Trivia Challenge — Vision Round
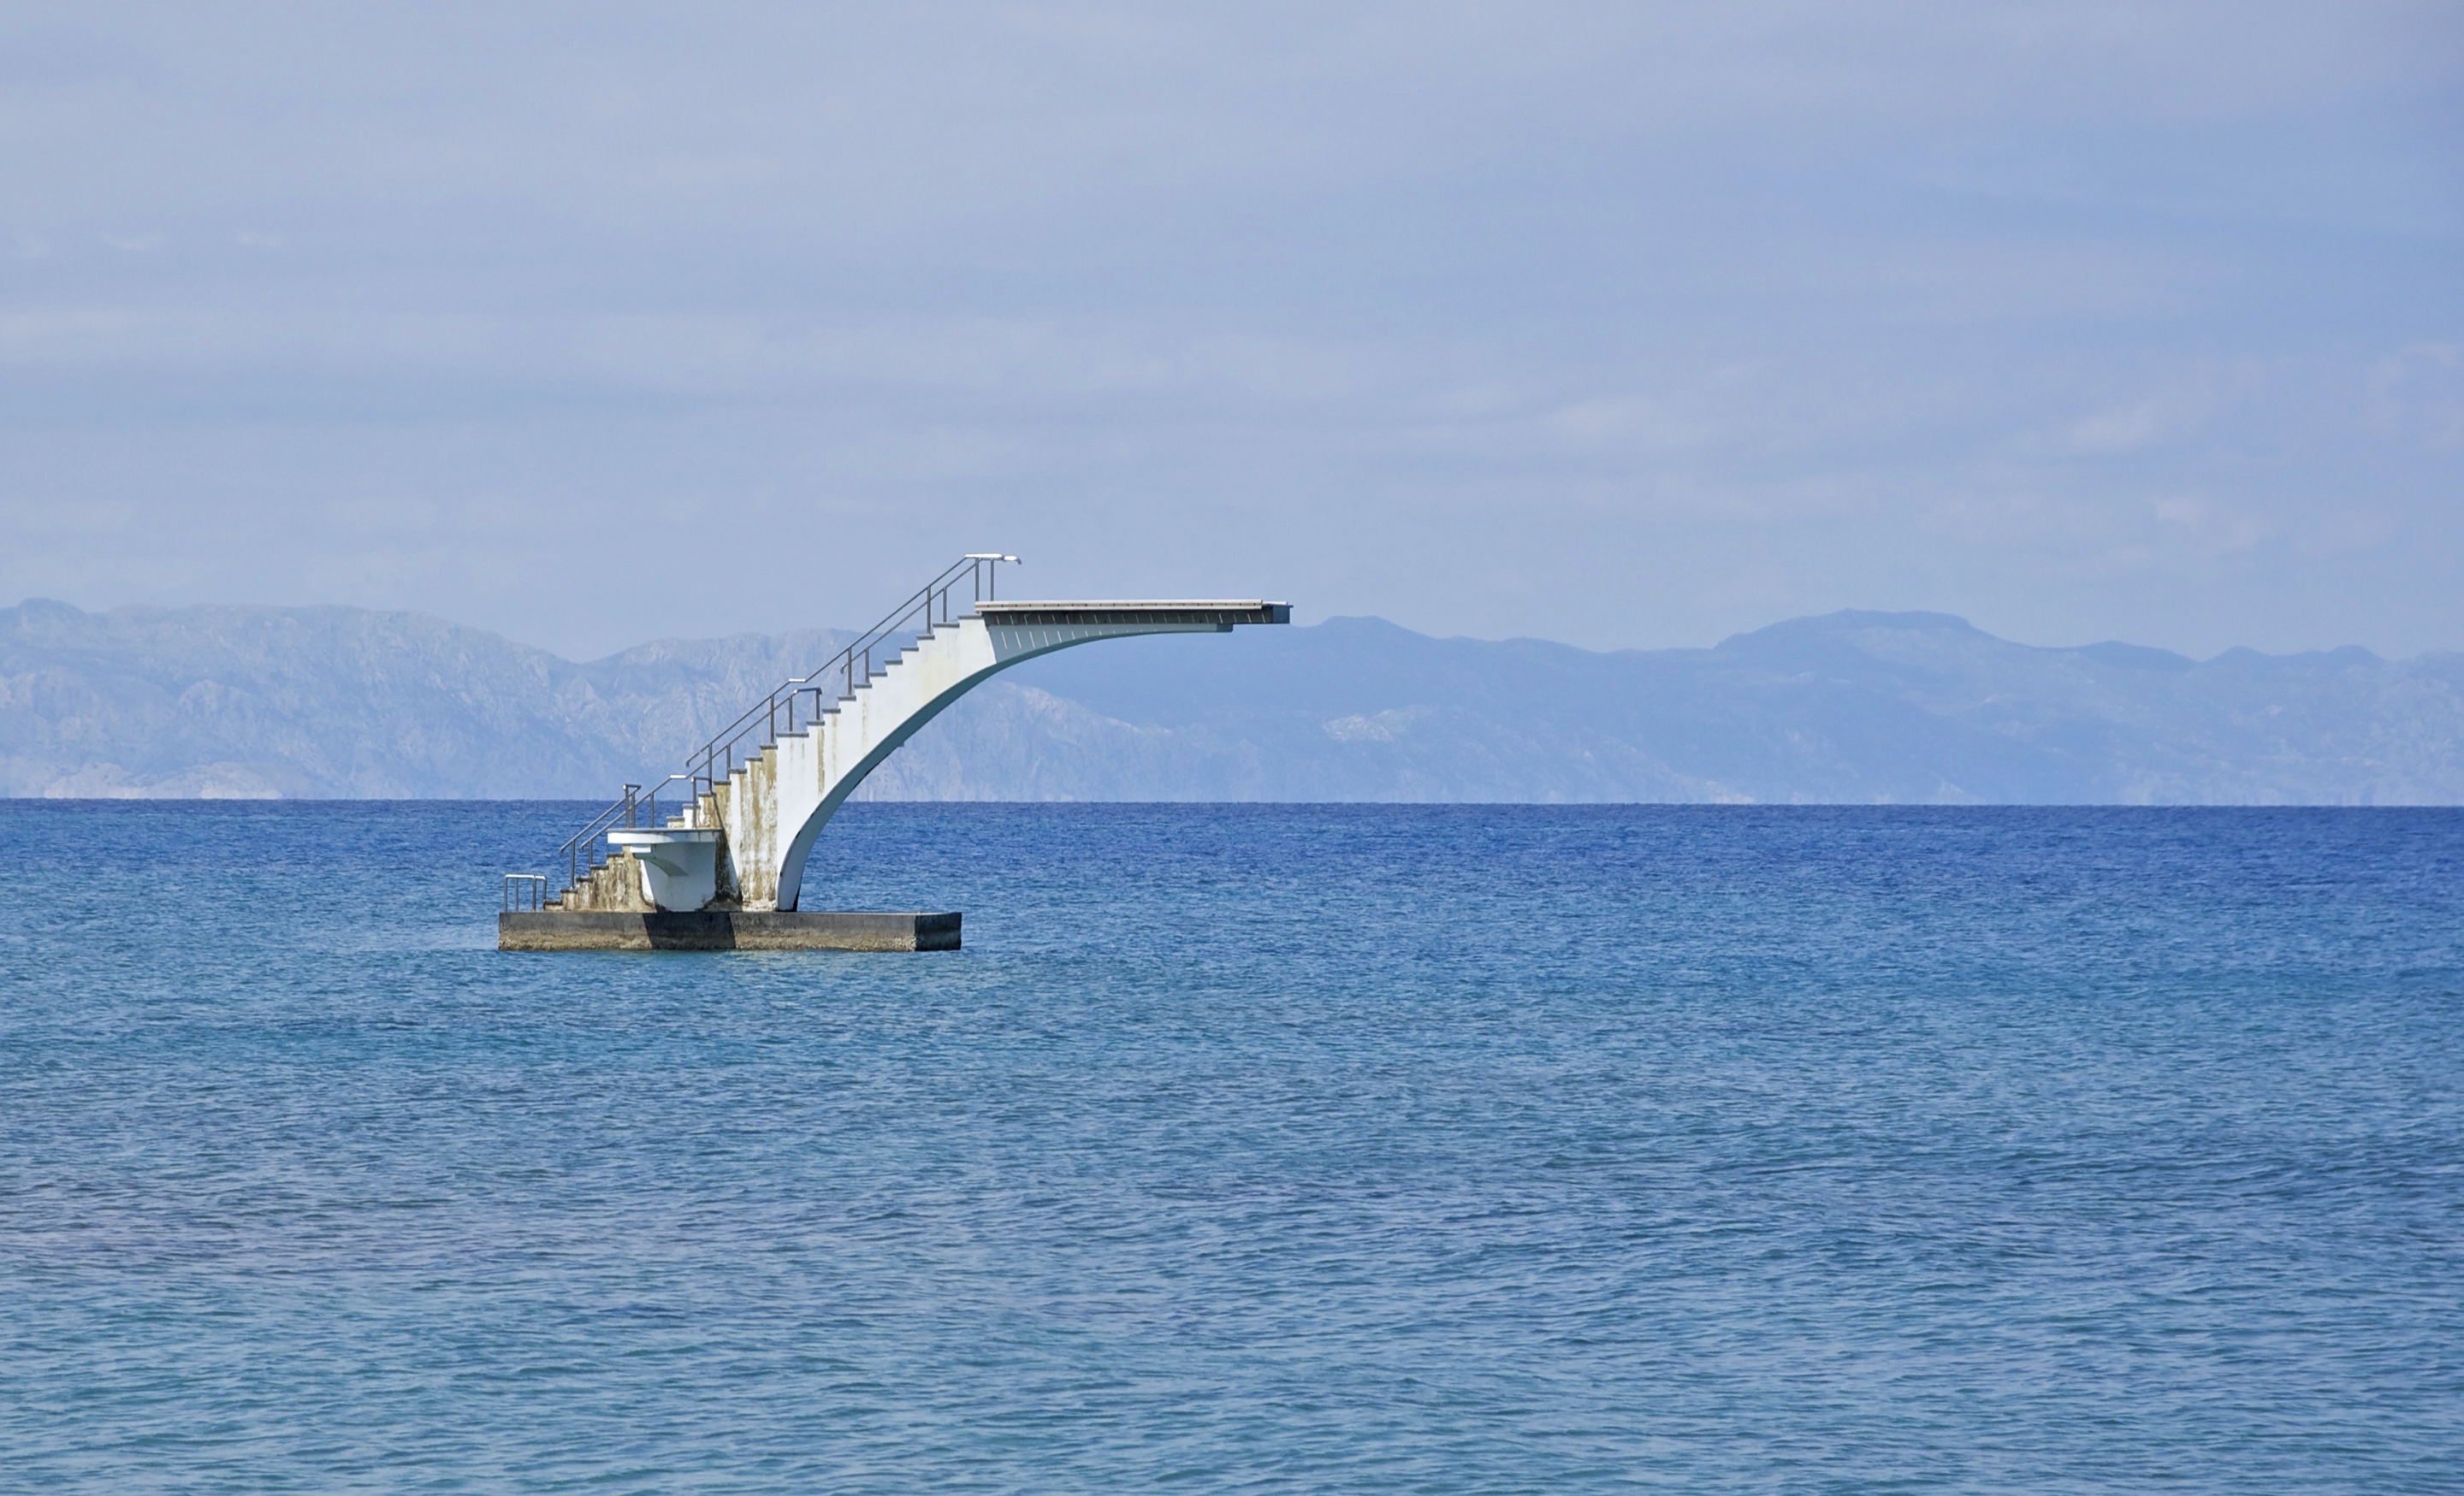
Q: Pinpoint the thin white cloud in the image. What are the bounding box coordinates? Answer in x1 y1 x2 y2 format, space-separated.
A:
0 1 2455 660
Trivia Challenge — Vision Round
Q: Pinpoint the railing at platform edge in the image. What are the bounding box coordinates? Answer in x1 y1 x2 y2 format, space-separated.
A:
536 553 1019 901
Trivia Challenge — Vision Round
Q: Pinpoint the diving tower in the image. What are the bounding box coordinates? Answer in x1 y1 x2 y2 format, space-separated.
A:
500 554 1288 950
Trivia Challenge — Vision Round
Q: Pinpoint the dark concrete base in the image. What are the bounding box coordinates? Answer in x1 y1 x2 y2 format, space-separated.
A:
500 910 960 952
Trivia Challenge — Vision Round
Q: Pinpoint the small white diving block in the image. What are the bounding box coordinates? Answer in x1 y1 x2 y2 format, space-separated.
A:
605 828 723 911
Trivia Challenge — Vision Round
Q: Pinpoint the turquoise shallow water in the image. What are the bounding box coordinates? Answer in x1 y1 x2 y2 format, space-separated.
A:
3 801 2461 1492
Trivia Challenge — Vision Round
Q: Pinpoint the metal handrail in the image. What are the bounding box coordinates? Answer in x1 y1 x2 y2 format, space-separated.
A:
548 553 1017 899
503 873 549 913
553 776 691 895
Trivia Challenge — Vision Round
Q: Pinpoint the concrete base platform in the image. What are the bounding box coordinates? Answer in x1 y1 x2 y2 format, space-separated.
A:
500 910 960 952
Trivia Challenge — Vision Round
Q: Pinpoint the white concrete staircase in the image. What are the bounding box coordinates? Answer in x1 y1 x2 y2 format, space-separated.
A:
544 556 1287 914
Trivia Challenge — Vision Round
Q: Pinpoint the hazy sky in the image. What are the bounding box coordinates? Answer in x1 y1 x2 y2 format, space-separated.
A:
3 2 2458 659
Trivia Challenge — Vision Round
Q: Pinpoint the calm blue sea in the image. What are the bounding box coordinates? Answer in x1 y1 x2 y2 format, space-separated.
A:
3 802 2460 1493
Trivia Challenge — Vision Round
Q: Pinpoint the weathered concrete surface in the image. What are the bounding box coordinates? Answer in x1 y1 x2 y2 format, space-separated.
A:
554 850 654 912
500 910 961 951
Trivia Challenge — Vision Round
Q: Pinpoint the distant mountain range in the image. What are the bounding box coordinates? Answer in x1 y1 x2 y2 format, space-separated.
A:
4 597 2460 803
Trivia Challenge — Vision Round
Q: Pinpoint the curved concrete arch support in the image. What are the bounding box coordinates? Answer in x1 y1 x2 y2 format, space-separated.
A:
705 602 1288 912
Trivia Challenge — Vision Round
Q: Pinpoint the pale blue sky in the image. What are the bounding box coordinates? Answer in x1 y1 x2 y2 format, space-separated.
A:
3 2 2457 659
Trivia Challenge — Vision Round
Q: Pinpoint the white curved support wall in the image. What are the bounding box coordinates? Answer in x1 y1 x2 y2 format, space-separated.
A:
702 606 1280 911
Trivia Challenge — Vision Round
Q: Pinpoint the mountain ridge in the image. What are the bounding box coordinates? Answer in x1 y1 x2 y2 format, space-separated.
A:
4 598 2458 803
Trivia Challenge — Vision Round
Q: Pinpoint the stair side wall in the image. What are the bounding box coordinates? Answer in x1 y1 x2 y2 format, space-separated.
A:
762 617 1229 910
553 850 655 913
714 621 999 909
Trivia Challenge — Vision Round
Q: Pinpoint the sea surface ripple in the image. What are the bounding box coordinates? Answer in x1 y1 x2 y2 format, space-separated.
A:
3 803 2459 1492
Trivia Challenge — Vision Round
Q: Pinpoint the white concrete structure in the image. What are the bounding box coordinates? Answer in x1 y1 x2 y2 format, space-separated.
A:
681 600 1287 911
606 827 720 911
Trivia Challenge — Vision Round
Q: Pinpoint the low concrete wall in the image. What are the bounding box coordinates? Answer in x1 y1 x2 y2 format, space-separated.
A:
500 910 960 952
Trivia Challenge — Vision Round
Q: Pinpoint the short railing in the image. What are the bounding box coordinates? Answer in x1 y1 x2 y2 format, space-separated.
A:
542 553 1018 900
503 873 550 913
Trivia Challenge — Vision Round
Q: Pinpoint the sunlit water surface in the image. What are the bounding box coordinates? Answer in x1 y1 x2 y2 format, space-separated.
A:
3 802 2460 1492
